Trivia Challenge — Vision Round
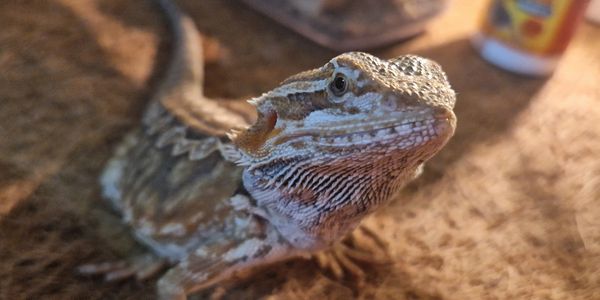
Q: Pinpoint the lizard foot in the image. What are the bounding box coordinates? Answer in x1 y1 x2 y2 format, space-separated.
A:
78 253 168 282
314 225 392 284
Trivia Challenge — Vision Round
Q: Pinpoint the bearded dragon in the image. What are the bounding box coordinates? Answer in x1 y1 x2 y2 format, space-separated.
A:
78 0 456 299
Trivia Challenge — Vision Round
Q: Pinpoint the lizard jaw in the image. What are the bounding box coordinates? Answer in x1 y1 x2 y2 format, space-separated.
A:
272 109 455 151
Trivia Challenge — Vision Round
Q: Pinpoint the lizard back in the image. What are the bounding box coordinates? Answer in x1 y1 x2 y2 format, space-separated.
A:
99 0 256 261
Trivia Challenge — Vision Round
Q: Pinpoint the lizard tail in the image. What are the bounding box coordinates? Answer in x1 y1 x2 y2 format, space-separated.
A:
144 0 205 118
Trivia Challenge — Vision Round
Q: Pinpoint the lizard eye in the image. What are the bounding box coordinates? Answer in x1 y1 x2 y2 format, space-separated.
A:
329 74 348 97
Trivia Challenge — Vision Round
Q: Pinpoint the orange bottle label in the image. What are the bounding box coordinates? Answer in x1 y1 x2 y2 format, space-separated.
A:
481 0 588 55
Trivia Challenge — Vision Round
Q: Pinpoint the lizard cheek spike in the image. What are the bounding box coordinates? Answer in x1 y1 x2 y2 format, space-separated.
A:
80 0 457 298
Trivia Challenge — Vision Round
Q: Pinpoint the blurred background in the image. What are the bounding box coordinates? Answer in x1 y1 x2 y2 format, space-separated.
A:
0 0 599 299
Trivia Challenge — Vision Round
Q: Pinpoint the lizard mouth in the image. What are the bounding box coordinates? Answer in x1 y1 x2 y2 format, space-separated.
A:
273 110 455 147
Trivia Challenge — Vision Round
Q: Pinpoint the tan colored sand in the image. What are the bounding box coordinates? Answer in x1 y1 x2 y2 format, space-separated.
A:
1 0 599 299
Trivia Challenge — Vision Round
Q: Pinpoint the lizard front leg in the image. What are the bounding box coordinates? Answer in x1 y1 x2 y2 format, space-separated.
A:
156 223 296 300
78 253 168 282
228 195 391 285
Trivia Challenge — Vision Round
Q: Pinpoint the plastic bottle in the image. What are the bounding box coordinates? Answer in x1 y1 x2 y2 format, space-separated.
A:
472 0 589 76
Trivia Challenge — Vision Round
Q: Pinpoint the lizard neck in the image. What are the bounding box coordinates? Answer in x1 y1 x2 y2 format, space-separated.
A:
241 148 424 249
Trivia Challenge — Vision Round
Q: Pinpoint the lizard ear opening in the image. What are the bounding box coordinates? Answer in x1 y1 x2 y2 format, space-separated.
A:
230 109 278 157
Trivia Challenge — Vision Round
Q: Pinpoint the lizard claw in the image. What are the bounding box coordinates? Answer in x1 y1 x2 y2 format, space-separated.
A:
314 224 393 284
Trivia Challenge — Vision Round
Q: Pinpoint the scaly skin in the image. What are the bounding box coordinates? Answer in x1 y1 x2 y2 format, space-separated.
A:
78 0 456 299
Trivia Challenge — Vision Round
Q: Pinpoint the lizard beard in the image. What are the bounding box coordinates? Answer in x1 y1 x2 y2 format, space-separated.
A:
241 149 424 249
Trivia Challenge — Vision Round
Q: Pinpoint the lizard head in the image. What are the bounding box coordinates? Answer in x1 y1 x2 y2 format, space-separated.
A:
231 52 455 166
230 52 456 242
